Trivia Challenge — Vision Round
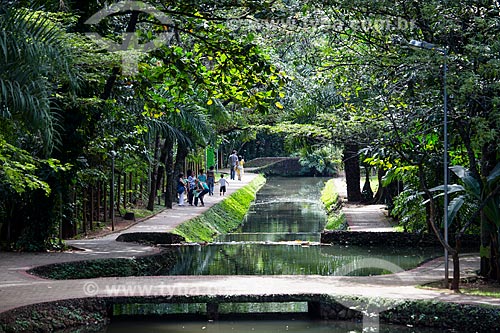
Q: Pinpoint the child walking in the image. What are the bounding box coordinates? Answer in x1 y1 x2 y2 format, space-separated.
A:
218 174 229 196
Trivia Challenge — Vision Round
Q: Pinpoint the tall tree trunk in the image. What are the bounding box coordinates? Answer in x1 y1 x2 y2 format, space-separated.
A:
90 187 94 231
109 176 114 220
165 139 175 208
129 173 133 205
174 141 189 180
425 202 432 234
140 178 144 205
490 230 500 281
451 250 460 290
60 183 73 239
479 143 498 278
147 134 161 211
73 187 77 236
97 182 101 222
116 173 121 215
103 181 107 223
155 138 168 199
343 143 362 202
82 189 87 235
100 12 139 99
361 164 373 203
123 172 127 210
373 168 386 204
480 210 495 277
450 238 461 290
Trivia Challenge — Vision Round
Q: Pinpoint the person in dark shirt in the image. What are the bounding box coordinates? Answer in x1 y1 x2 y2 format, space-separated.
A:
207 165 215 196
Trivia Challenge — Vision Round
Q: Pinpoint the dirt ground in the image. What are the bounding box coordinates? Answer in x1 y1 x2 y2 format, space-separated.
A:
69 216 142 240
423 277 500 298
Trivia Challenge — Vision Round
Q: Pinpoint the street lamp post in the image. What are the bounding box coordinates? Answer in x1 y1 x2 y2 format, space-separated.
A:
110 149 116 231
409 39 449 286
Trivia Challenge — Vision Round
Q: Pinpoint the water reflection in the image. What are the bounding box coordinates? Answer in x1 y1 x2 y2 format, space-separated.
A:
166 243 440 276
218 177 328 242
103 319 442 333
165 177 441 276
82 177 444 333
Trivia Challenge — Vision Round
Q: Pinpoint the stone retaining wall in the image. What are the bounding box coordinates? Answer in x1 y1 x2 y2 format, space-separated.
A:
116 232 185 244
321 230 480 248
244 157 290 168
29 248 179 280
2 294 499 332
250 157 312 176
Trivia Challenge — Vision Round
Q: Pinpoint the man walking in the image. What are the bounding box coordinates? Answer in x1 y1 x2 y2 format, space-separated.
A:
228 150 238 180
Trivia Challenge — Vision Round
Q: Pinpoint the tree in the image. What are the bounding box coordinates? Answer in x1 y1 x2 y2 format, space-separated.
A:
309 0 500 286
0 4 78 250
1 0 289 248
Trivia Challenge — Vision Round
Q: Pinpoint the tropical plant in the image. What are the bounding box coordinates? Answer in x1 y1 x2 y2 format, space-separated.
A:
298 144 342 176
0 4 80 249
0 6 78 154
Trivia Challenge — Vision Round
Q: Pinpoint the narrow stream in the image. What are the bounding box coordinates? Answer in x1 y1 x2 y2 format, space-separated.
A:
166 177 442 276
99 177 444 332
218 177 327 243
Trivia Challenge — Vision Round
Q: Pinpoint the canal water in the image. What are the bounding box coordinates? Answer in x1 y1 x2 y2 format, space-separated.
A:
217 177 328 243
165 177 441 276
98 177 443 332
104 318 442 332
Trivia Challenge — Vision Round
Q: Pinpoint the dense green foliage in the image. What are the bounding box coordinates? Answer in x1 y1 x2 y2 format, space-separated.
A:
382 299 500 331
0 1 283 250
0 299 108 333
241 0 500 284
0 0 499 287
173 174 265 242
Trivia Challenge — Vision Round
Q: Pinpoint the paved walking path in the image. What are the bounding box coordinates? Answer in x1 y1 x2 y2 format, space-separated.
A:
332 177 395 232
67 172 253 256
0 174 498 317
0 171 254 309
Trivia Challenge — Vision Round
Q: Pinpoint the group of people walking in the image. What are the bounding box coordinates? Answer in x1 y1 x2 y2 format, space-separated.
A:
177 168 213 207
229 150 245 181
175 150 245 207
176 167 230 206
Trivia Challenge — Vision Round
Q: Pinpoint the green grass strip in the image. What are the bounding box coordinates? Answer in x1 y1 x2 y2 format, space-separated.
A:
321 179 347 230
172 175 266 242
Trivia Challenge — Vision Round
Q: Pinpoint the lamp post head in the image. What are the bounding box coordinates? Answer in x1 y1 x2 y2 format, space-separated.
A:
409 39 447 55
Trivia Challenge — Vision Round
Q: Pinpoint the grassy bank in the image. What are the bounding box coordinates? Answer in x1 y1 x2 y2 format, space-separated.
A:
320 179 347 230
172 174 266 242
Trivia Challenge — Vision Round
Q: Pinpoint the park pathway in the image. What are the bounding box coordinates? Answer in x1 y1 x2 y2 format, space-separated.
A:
0 170 255 310
0 173 498 320
332 177 395 232
67 169 255 254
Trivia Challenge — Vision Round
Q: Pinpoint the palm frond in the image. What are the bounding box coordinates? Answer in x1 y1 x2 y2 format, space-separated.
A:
0 6 77 155
147 117 191 147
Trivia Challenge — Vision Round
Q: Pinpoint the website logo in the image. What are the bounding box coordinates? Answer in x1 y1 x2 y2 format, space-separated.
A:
85 1 173 75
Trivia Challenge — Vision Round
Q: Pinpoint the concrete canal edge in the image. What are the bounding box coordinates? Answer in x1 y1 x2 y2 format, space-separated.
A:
170 174 266 242
1 294 500 332
28 174 266 280
1 175 498 332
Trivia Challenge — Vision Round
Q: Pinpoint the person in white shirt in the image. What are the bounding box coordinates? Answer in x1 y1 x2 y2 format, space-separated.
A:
218 174 229 196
